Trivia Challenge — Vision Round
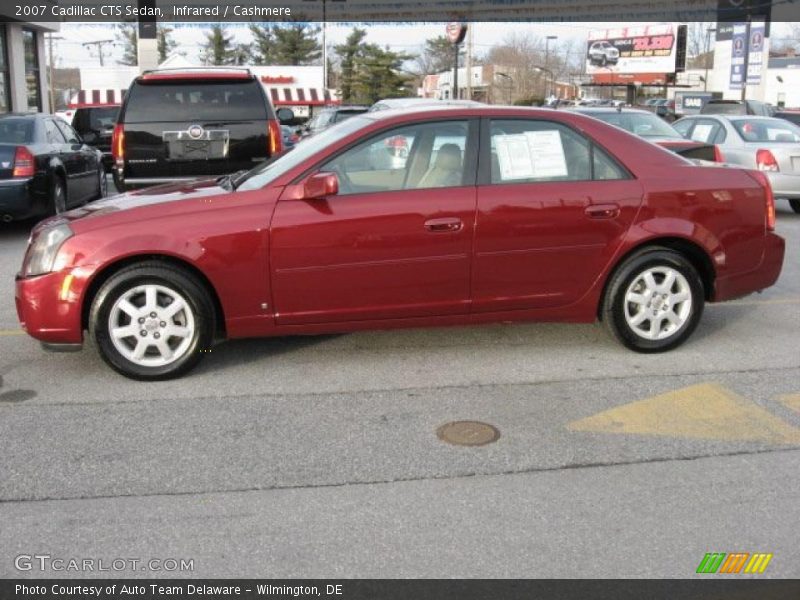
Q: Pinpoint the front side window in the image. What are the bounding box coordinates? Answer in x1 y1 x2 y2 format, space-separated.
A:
489 119 626 184
322 120 469 194
55 119 81 144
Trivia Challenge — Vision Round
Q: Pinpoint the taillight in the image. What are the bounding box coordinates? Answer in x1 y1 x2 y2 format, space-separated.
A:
713 145 724 163
749 170 776 231
112 123 124 164
12 146 35 178
756 148 779 172
268 120 282 155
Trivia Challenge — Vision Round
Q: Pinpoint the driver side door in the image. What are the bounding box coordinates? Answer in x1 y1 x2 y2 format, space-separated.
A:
270 119 478 325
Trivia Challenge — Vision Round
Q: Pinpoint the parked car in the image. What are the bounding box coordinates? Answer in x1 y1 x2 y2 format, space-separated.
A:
112 67 293 190
673 114 800 213
70 105 119 172
774 110 800 127
16 106 783 379
569 107 722 162
700 99 771 117
587 41 620 66
300 105 369 137
368 98 482 112
0 113 106 222
281 125 300 149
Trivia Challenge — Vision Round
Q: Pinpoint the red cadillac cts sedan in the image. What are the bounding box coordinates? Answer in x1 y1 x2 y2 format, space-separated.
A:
16 106 785 380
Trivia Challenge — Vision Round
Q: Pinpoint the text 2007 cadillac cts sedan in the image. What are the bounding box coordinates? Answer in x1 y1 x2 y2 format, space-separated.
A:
16 106 785 380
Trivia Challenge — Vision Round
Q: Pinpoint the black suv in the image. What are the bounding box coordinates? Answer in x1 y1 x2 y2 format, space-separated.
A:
112 68 292 189
700 99 771 117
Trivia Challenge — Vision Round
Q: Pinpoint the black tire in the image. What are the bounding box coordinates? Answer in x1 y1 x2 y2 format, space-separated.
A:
50 175 66 215
601 247 705 353
93 166 108 201
89 262 215 380
790 199 800 214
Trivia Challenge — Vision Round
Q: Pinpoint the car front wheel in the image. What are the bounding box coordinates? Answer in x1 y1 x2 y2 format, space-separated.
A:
90 262 215 380
602 248 704 352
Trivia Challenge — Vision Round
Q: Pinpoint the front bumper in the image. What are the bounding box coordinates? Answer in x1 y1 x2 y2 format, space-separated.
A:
714 232 785 301
15 268 88 346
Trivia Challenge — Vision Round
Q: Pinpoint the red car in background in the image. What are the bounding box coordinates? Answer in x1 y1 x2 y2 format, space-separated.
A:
16 106 784 380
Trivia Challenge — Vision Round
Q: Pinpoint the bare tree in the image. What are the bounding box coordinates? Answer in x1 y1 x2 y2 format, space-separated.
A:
486 32 548 103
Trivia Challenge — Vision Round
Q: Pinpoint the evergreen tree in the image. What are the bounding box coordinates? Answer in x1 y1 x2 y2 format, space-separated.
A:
157 26 177 63
249 24 275 65
351 44 415 104
334 28 367 103
272 23 322 65
116 23 137 66
202 25 237 65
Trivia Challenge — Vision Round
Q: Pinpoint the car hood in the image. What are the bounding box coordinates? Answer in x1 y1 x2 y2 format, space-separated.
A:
58 178 230 222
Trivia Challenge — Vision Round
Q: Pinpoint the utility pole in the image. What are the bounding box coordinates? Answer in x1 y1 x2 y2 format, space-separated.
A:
740 18 751 102
82 39 114 67
704 27 716 92
47 34 63 113
322 0 327 89
465 25 473 101
545 35 557 99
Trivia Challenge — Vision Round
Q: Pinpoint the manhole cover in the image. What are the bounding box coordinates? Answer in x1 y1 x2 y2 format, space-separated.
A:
436 421 500 447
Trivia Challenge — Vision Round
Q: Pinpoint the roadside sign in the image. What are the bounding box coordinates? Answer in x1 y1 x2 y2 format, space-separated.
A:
446 22 467 44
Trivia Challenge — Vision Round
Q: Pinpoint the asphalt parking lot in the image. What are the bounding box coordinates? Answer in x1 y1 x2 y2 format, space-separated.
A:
0 195 798 578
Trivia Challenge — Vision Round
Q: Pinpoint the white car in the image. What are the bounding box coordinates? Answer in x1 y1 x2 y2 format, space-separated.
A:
588 41 620 66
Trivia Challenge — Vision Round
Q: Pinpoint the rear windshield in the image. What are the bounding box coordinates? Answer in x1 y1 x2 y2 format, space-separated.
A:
732 118 800 143
123 80 268 123
588 111 682 139
0 119 34 143
333 109 367 123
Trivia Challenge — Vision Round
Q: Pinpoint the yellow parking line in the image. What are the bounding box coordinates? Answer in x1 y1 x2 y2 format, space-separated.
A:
0 329 25 336
780 394 800 414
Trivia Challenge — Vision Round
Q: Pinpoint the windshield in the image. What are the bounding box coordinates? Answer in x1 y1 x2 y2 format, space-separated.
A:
0 118 34 143
732 118 800 143
589 112 682 139
237 115 372 191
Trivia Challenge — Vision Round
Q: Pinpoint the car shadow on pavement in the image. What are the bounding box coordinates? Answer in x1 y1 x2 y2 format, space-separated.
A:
192 334 344 375
0 221 34 238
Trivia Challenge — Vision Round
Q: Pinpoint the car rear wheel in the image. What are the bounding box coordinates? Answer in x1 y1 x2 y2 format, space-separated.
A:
94 166 107 200
602 248 704 352
790 199 800 214
50 176 66 215
90 262 215 380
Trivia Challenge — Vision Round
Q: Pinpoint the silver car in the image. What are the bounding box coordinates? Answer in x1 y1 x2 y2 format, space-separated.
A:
674 115 800 213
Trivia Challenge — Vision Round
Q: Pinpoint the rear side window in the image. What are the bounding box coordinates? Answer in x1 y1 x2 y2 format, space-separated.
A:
489 119 627 184
0 119 34 143
732 119 800 143
123 80 268 123
45 119 66 144
687 119 722 143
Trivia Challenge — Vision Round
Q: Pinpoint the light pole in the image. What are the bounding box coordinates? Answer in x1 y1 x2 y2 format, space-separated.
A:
704 27 716 92
533 65 554 104
544 35 558 99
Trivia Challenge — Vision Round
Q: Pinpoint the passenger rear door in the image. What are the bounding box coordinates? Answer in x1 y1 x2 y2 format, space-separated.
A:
473 117 644 312
270 119 478 325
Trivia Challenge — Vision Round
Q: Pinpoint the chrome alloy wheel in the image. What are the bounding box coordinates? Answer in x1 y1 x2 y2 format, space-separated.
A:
623 266 692 341
108 284 195 367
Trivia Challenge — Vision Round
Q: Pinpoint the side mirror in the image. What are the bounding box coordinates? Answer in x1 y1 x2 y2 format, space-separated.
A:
276 107 295 124
303 172 338 200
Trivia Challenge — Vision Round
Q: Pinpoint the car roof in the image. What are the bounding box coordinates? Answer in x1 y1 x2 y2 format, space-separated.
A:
568 107 650 115
370 98 482 110
0 112 46 120
137 67 255 82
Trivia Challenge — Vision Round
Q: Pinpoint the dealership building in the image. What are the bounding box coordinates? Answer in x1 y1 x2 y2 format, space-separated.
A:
0 12 57 113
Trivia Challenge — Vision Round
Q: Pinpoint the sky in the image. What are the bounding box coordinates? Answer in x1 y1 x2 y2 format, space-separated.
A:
52 21 605 68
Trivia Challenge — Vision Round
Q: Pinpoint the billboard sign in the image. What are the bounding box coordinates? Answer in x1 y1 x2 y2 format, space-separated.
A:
674 91 714 116
586 23 679 75
746 20 766 85
729 22 748 90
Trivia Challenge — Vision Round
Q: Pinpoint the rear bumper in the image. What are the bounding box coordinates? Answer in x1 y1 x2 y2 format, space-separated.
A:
0 178 40 220
766 172 800 199
714 232 785 301
15 268 87 345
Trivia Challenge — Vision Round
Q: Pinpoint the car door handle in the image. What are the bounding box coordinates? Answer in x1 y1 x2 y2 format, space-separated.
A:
585 204 620 219
424 217 463 233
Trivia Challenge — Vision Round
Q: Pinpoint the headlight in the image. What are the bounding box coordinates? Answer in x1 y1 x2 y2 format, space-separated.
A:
21 223 73 277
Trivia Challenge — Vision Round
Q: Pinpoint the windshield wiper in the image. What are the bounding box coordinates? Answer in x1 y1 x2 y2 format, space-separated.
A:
217 169 249 191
